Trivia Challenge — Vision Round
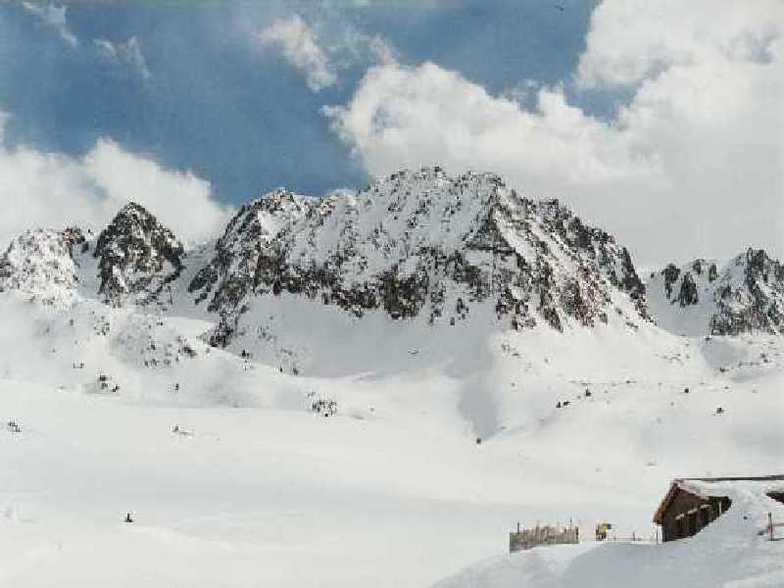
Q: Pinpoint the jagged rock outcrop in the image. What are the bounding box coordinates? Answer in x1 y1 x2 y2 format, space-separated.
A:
677 272 699 307
94 202 184 306
0 227 86 305
189 190 316 310
648 250 784 336
710 249 784 335
194 168 649 347
5 170 779 345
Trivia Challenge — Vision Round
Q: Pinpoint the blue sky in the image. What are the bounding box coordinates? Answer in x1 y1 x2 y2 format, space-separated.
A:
0 1 598 200
0 1 780 264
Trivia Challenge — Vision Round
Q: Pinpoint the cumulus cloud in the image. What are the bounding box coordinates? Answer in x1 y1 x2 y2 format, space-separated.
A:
325 62 656 185
577 0 781 87
325 0 784 265
21 1 78 47
257 14 337 91
0 113 232 248
94 36 151 80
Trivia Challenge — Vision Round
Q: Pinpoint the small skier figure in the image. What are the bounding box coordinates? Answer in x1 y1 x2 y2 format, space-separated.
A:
124 512 134 523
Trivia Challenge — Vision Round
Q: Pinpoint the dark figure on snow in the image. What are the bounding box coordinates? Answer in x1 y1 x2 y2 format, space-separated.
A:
124 512 134 523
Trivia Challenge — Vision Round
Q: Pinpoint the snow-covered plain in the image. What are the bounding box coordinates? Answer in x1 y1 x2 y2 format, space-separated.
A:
1 287 782 587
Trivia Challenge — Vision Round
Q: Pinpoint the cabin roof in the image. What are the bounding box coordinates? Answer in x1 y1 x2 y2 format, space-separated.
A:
653 475 784 524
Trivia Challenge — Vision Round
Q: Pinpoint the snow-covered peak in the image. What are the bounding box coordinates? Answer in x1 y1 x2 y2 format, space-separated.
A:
647 249 784 336
0 227 86 306
199 167 649 348
93 201 185 306
188 189 317 310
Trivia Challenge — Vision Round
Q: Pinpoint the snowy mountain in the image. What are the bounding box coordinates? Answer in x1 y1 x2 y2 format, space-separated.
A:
0 226 86 306
92 202 185 306
194 168 648 351
647 249 784 336
1 168 782 587
189 189 317 312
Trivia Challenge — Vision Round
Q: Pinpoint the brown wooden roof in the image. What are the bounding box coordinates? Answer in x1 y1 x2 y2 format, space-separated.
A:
652 475 784 524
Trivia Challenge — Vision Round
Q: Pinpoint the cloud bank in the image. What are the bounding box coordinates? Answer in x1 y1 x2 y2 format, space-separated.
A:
0 114 232 248
326 0 783 264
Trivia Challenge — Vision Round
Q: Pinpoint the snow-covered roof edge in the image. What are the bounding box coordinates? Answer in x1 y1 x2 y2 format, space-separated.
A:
653 475 784 524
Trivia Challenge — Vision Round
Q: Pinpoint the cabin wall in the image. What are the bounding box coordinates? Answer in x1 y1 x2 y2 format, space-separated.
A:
661 489 730 542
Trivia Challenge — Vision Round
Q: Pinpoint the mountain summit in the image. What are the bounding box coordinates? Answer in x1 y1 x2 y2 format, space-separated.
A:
194 168 648 348
93 202 185 306
0 227 86 306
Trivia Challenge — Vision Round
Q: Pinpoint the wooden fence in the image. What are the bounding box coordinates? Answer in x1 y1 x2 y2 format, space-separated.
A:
759 513 784 541
509 523 579 553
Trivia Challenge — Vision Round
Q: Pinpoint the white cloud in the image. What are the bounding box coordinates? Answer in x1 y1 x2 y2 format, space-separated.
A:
257 14 337 92
94 36 151 80
256 14 394 92
334 24 396 67
325 1 784 265
325 62 655 186
577 0 782 88
0 113 232 248
21 1 78 47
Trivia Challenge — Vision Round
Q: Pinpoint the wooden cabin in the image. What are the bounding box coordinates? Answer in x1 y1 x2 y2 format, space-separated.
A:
653 475 784 542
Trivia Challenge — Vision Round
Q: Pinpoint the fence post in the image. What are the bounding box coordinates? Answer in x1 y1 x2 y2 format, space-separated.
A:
769 512 774 542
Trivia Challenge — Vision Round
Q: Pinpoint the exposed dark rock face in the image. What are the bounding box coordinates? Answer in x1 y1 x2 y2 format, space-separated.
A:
189 190 316 311
62 227 87 250
708 263 718 282
663 264 680 298
710 249 784 335
94 202 184 305
677 272 699 307
651 250 784 336
193 168 650 347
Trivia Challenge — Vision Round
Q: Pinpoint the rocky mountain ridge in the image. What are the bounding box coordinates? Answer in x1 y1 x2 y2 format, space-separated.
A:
192 168 649 347
1 168 781 341
646 249 784 336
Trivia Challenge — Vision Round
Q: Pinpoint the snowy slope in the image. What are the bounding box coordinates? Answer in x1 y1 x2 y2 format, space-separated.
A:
1 294 781 587
0 168 782 587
